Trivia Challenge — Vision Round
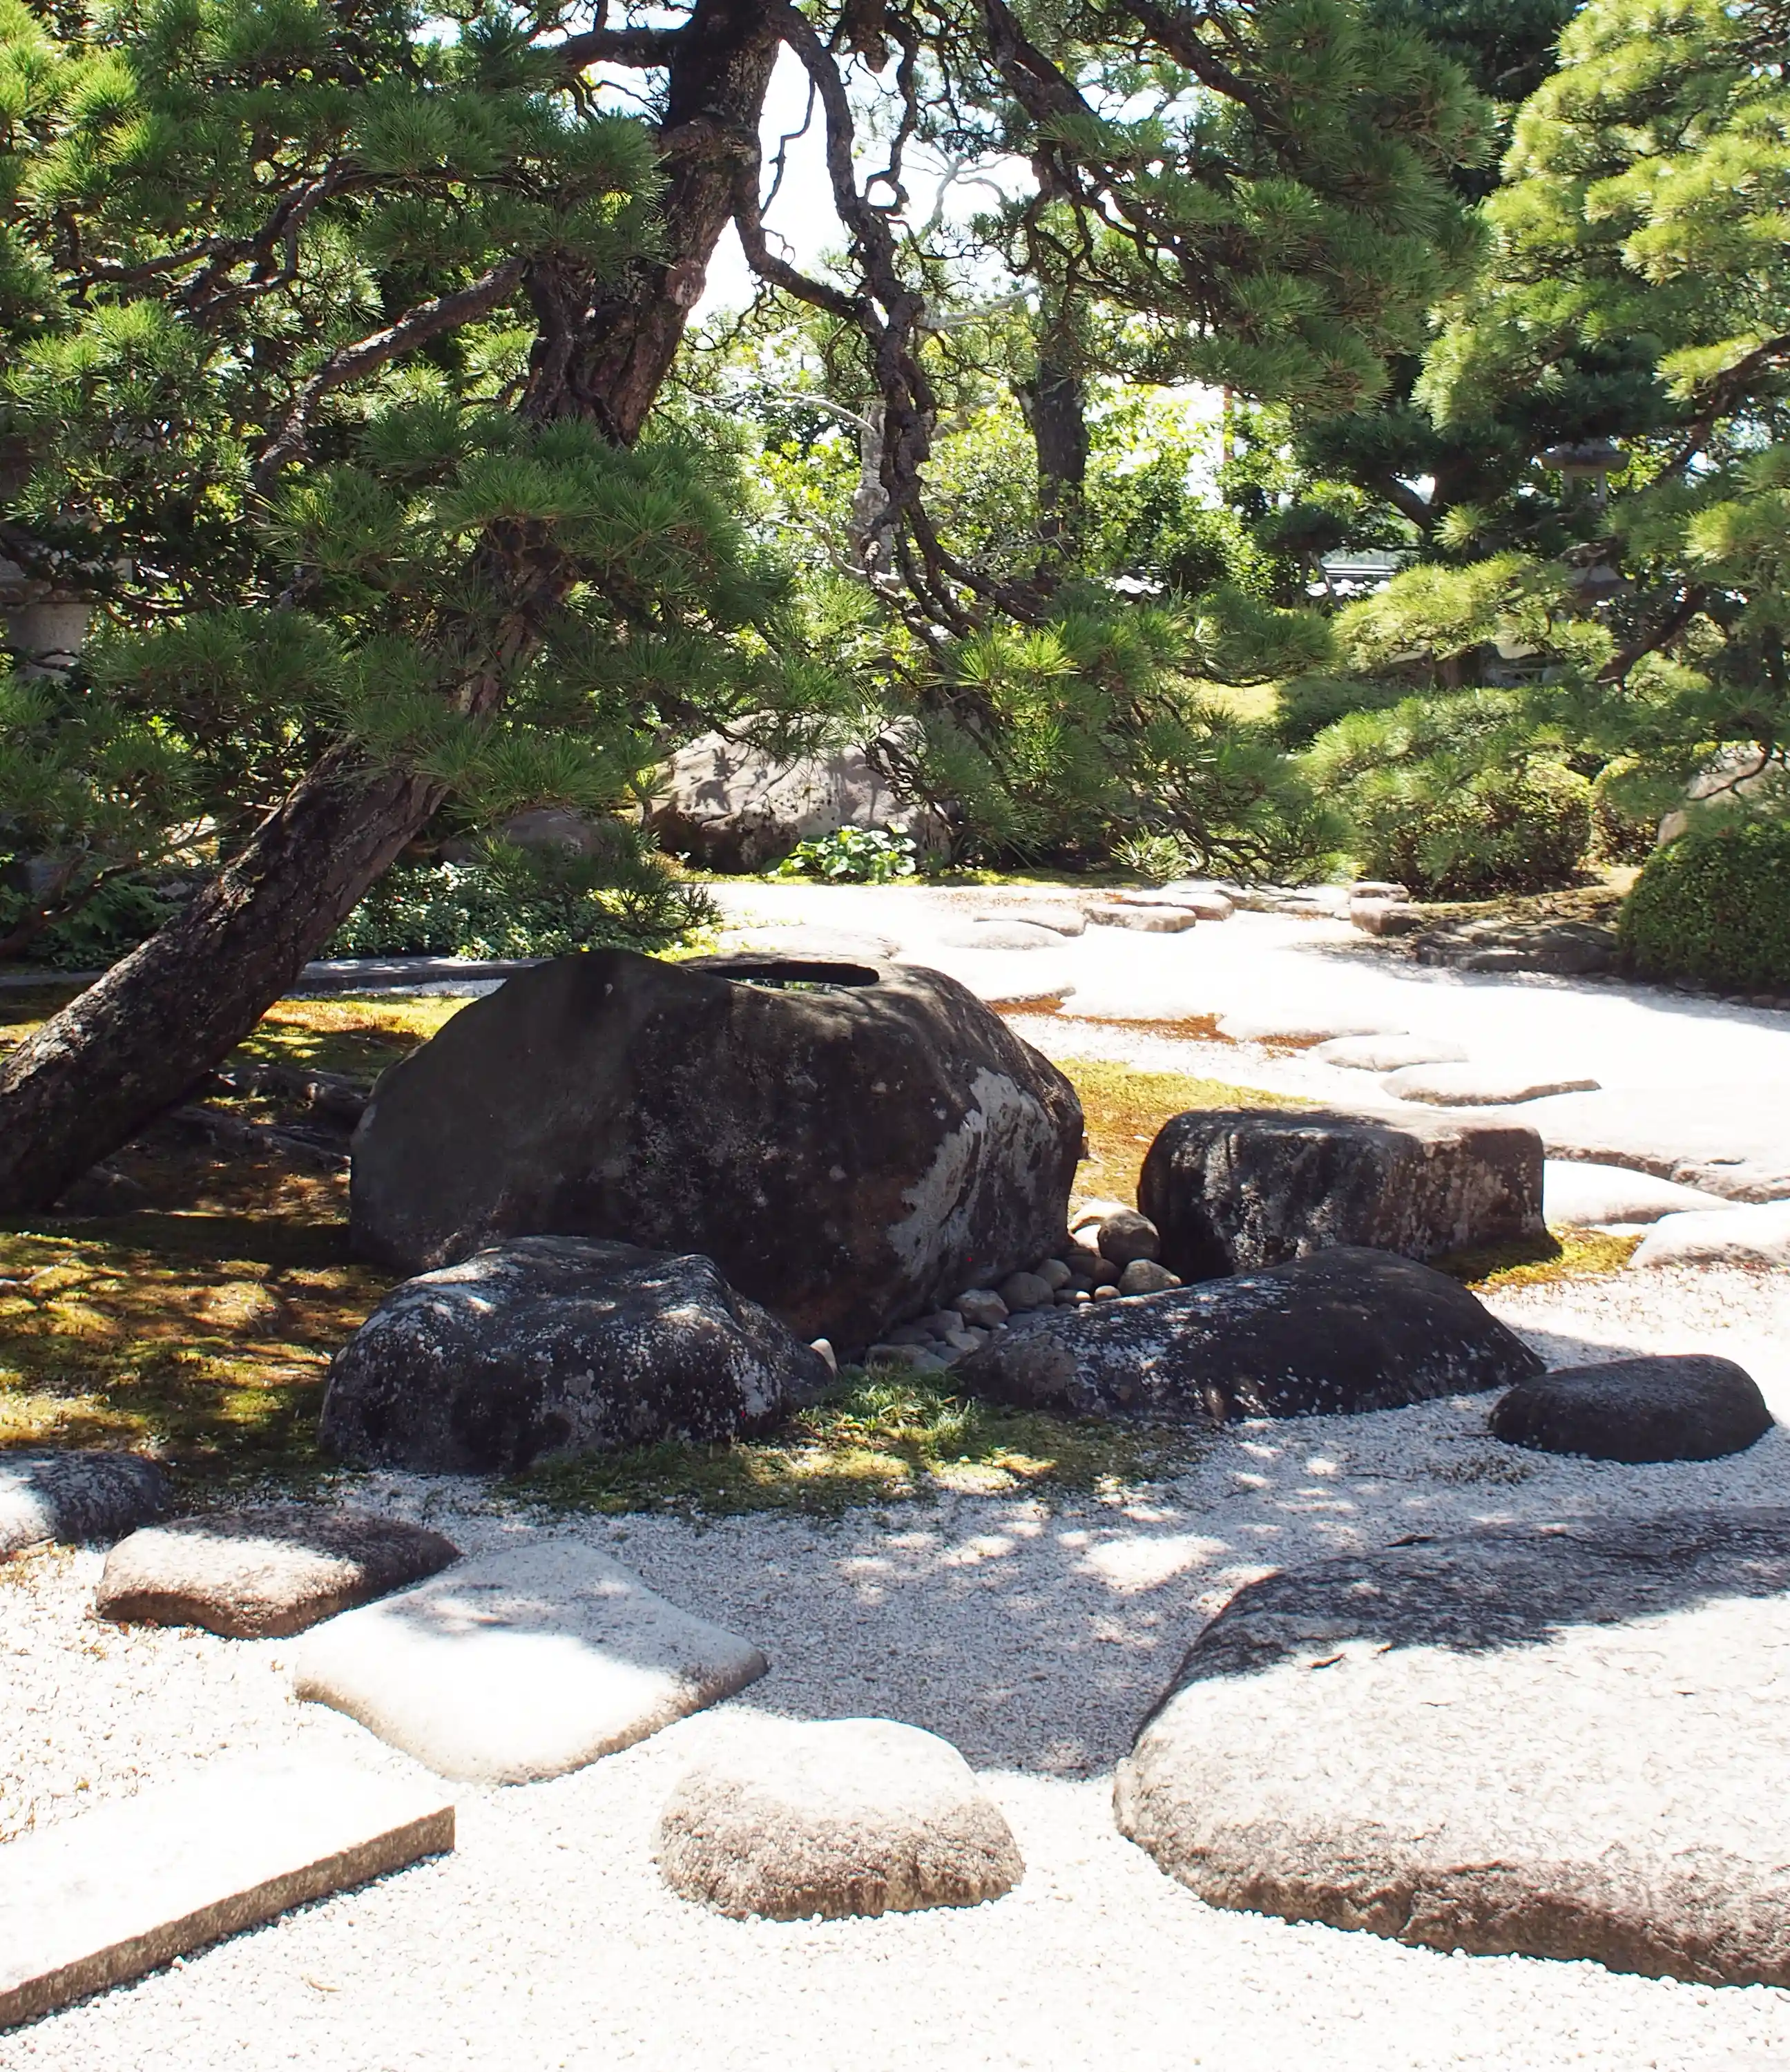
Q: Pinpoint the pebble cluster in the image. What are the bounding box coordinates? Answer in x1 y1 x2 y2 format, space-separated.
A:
861 1205 1183 1373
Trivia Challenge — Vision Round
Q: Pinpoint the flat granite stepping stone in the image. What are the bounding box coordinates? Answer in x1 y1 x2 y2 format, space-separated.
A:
0 1452 169 1557
1218 1013 1403 1046
1632 1199 1790 1268
657 1718 1023 1921
1383 1062 1601 1105
293 1539 767 1783
1086 903 1196 932
1115 1511 1790 1987
1489 1354 1771 1463
974 904 1088 937
1313 1034 1468 1072
1542 1160 1740 1229
934 921 1065 951
97 1507 461 1639
0 1755 452 2029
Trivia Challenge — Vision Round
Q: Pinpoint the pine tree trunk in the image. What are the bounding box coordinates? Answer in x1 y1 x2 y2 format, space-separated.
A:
1019 320 1088 568
0 0 779 1213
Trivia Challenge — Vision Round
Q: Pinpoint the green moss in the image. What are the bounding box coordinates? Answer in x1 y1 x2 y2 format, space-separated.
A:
1057 1054 1306 1205
503 1374 1197 1517
1432 1225 1642 1290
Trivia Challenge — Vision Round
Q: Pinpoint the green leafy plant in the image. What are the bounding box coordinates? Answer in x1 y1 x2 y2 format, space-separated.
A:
1110 832 1195 884
776 827 916 885
329 838 717 959
1620 820 1790 993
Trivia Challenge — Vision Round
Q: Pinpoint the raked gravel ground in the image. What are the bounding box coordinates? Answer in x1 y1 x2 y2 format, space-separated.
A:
5 1267 1790 2072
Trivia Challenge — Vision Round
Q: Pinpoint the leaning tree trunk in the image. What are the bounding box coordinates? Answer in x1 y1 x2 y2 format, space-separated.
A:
0 0 779 1214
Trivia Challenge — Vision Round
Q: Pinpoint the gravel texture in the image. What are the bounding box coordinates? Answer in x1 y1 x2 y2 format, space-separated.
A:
4 1266 1790 2069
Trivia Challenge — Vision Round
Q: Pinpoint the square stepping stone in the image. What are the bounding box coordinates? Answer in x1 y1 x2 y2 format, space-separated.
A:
0 1451 168 1556
0 1756 452 2029
96 1507 462 1639
293 1539 768 1783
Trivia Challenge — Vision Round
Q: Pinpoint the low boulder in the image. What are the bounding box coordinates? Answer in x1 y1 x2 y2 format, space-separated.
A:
1139 1109 1544 1280
1490 1354 1772 1463
1086 903 1195 932
656 1718 1022 1920
97 1507 462 1638
952 1247 1541 1422
1116 1513 1790 1986
0 1451 168 1556
320 1238 832 1474
349 949 1083 1355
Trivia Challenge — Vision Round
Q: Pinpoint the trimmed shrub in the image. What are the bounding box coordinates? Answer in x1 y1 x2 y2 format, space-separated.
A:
1354 762 1593 899
1620 818 1790 992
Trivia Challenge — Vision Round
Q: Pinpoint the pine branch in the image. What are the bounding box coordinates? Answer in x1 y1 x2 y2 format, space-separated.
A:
255 256 529 483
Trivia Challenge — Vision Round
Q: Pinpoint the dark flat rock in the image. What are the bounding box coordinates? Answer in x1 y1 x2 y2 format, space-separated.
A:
1117 1511 1790 1986
1140 1107 1543 1278
0 1452 169 1556
953 1247 1541 1422
1490 1355 1772 1463
97 1507 462 1638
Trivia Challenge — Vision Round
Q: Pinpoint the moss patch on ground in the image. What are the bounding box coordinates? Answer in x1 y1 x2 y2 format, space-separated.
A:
1435 1225 1644 1291
1062 1055 1305 1207
506 1374 1195 1517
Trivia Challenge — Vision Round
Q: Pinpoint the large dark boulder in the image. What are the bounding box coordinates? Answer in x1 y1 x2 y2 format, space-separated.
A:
348 950 1082 1354
320 1238 834 1473
1116 1513 1790 1986
952 1247 1542 1422
1139 1107 1543 1281
1490 1354 1772 1463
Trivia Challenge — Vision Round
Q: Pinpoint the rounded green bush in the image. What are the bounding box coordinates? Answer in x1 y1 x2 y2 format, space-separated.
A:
1273 675 1406 749
1358 762 1593 899
1620 818 1790 992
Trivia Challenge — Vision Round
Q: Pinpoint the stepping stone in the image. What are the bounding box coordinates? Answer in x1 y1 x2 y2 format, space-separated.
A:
1349 899 1423 937
0 1756 452 2029
1139 1109 1543 1278
954 1247 1540 1423
656 1718 1023 1920
1115 1513 1790 1987
1384 1062 1601 1106
974 905 1087 936
96 1507 461 1639
0 1452 169 1557
934 921 1064 951
1218 1013 1402 1045
1542 1160 1738 1229
1313 1034 1467 1072
293 1539 767 1783
1490 1354 1771 1463
1086 903 1196 932
1631 1199 1790 1269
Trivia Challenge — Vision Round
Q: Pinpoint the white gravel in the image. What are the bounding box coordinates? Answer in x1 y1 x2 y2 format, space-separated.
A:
5 1267 1790 2071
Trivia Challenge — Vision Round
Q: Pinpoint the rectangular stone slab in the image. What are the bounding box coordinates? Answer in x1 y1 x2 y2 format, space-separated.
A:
292 1539 769 1783
0 1757 453 2029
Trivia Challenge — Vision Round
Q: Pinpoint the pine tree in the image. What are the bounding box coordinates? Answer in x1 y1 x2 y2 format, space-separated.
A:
0 0 1494 1205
